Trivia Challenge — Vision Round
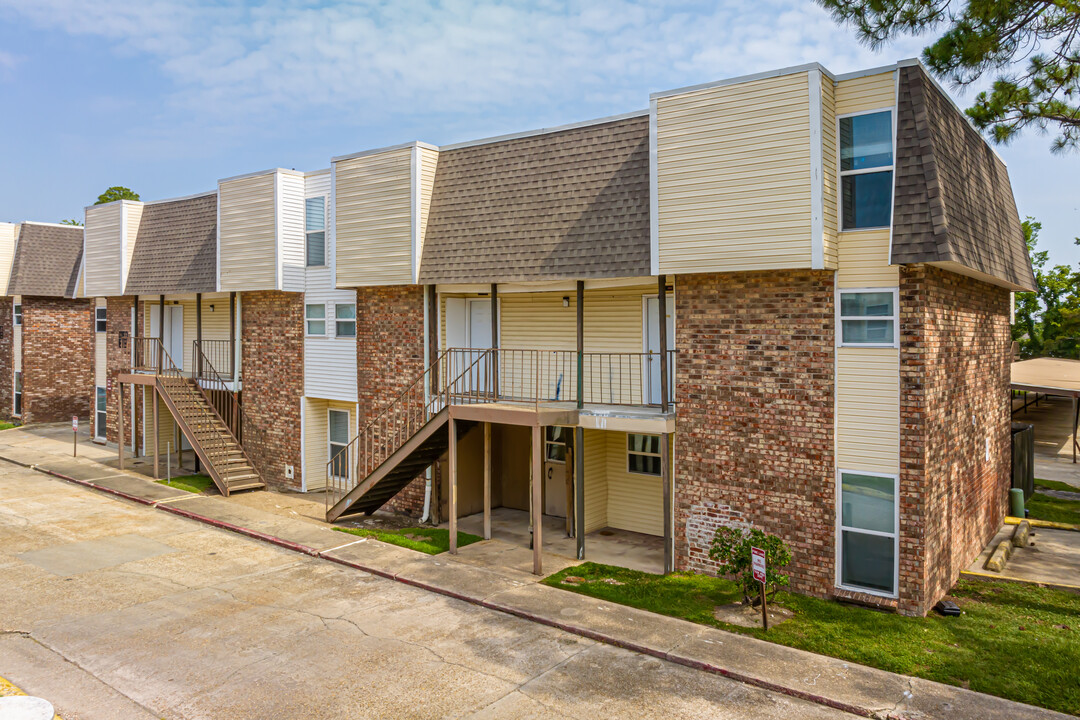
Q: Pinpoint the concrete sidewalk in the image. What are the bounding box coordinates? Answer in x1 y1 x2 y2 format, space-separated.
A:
0 424 1068 720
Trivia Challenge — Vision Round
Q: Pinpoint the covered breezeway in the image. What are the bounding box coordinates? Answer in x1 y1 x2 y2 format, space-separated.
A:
1011 358 1080 464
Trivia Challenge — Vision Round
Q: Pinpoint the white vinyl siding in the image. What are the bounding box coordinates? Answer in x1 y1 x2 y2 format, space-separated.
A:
218 172 278 291
121 202 144 289
656 72 814 273
333 146 414 287
94 298 107 387
836 348 900 474
417 146 439 274
304 292 358 401
821 75 839 268
0 223 16 296
84 202 124 296
279 172 306 293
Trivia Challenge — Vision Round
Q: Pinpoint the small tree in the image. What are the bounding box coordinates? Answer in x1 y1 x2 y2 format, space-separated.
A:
709 527 792 605
95 186 140 205
60 218 83 226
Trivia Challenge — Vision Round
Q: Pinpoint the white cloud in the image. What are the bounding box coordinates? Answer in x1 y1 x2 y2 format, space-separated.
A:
0 0 928 130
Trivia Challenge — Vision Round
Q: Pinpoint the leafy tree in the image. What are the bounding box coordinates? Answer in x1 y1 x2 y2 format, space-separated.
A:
1012 218 1080 358
816 0 1080 151
94 186 140 205
60 218 83 226
709 527 791 605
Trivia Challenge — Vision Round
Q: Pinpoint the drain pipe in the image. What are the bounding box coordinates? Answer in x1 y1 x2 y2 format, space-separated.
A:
421 468 432 524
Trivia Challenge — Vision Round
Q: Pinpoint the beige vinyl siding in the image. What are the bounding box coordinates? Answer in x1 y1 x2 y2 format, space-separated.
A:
144 294 232 372
656 73 813 273
605 431 665 537
84 203 124 296
122 202 144 289
837 230 898 287
143 390 180 460
582 429 608 532
417 146 439 270
0 223 15 296
279 172 306 292
219 173 277 291
821 74 839 268
94 298 107 387
304 398 355 492
836 348 900 474
334 147 414 287
835 71 896 116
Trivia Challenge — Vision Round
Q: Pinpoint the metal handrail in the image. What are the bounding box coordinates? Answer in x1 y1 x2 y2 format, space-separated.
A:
193 341 244 443
194 339 236 381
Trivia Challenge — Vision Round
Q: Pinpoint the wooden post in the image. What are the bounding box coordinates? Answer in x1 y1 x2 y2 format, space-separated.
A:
483 421 491 540
229 291 237 381
565 438 573 537
662 432 673 574
532 423 543 575
117 382 124 471
490 283 498 398
575 280 585 560
196 292 202 378
658 275 669 413
153 387 160 479
449 417 458 554
760 581 769 631
427 285 439 391
576 281 584 409
175 422 182 470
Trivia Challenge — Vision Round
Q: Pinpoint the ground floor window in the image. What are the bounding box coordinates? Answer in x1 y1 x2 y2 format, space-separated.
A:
545 426 568 463
627 433 662 476
13 372 21 416
328 409 349 480
95 386 106 439
838 470 898 596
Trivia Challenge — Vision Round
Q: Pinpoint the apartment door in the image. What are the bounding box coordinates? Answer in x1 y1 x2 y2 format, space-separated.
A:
644 296 674 405
148 305 185 370
543 426 568 518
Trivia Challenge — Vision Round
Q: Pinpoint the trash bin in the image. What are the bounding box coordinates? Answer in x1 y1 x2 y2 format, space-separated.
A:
1011 422 1035 500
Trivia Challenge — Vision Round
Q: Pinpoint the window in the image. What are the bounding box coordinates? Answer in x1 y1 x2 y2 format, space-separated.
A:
335 303 356 337
328 409 350 480
839 111 893 230
305 303 326 335
627 433 662 476
545 426 568 463
95 307 107 333
839 289 897 346
13 304 21 326
95 386 106 439
13 372 21 416
306 196 326 267
838 471 897 596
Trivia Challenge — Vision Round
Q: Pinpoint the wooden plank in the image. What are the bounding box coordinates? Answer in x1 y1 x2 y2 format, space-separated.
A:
449 417 458 554
532 423 542 575
483 421 491 540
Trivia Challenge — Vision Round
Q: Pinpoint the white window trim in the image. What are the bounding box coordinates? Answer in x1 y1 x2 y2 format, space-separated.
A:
545 426 567 465
13 303 22 326
836 107 895 233
95 307 107 333
305 196 328 268
835 468 900 599
328 408 350 481
334 302 356 338
836 287 899 349
94 386 107 439
626 433 663 477
305 302 328 337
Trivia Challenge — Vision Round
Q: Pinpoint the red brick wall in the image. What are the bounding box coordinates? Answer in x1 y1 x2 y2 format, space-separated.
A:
674 271 835 596
899 265 1012 615
104 297 138 448
0 298 13 420
355 285 427 516
241 291 304 491
21 296 94 424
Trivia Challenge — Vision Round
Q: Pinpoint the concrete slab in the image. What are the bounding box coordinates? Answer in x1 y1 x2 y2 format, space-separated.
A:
16 533 177 577
393 553 534 601
451 536 580 577
91 474 194 501
967 524 1080 587
163 495 346 551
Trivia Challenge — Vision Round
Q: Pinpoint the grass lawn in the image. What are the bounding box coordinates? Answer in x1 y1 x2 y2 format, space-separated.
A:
1027 478 1080 526
0 422 17 431
333 526 483 555
155 474 216 494
544 562 1080 715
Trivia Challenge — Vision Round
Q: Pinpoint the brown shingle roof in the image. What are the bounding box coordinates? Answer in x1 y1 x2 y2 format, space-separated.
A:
892 65 1035 290
9 223 84 298
125 193 217 295
418 115 651 284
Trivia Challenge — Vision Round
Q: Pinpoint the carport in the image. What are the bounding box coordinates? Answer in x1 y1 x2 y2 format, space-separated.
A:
1011 358 1080 463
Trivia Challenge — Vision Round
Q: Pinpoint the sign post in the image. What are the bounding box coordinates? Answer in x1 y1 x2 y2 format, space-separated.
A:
71 416 78 457
751 546 768 631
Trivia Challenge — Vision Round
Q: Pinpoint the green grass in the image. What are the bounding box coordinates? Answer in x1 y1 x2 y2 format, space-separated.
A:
333 526 483 555
544 562 1080 714
0 422 16 431
155 474 215 494
1028 478 1080 526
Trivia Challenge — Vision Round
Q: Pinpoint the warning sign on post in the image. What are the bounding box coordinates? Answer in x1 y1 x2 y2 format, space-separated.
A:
72 416 78 432
751 546 766 585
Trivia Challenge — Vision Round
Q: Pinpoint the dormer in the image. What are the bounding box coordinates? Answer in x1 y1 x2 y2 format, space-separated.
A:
83 200 143 296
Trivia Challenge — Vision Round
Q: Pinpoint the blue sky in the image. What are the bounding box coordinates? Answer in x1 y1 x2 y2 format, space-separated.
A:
1 0 1076 266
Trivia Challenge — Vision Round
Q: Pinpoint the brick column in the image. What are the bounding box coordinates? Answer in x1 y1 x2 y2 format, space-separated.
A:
22 296 94 424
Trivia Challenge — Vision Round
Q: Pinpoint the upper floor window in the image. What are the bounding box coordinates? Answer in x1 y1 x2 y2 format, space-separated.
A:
839 111 893 230
305 303 326 335
839 289 897 346
627 433 662 476
95 307 107 333
335 303 356 337
306 196 326 267
13 303 21 326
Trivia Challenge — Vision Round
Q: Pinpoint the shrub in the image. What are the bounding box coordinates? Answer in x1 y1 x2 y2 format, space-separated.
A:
708 527 792 604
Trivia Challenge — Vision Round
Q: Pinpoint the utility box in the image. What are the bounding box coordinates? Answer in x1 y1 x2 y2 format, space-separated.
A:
1011 422 1035 501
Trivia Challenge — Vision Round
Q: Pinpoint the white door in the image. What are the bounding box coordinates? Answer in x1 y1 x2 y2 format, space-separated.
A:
148 305 184 370
543 426 568 518
645 296 674 405
468 299 493 392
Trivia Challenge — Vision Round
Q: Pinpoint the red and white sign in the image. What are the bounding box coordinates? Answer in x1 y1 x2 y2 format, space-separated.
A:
751 546 766 584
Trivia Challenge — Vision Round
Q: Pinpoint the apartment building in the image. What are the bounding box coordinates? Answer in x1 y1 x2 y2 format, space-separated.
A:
66 58 1031 617
0 221 90 424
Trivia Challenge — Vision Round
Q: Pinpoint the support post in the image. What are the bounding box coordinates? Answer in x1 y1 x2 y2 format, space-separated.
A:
490 283 499 398
574 426 585 559
576 281 584 409
427 285 439 392
117 382 124 471
153 387 160 479
449 417 458 554
658 275 670 413
662 432 673 573
157 295 165 373
229 292 237 383
175 422 182 470
196 292 203 378
532 423 543 575
1073 396 1078 464
483 421 491 540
